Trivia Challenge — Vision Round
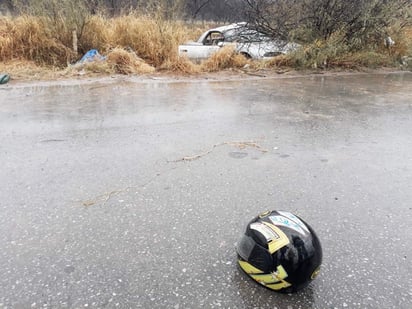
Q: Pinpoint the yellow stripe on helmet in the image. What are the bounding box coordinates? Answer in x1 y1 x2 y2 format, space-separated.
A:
238 260 264 274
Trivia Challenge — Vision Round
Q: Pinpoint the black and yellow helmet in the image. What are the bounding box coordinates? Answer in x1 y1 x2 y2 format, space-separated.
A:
237 210 322 293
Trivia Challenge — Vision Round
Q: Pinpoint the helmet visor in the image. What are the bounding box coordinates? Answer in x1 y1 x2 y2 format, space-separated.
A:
237 235 273 273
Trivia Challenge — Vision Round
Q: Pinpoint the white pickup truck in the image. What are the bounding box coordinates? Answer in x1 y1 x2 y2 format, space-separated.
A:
178 22 298 61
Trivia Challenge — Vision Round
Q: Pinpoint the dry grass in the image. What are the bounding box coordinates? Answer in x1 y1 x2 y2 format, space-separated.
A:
80 15 219 67
78 15 111 53
0 60 61 80
1 14 411 80
0 15 76 66
160 56 201 74
106 48 155 74
201 45 249 72
64 48 156 75
0 13 199 74
102 14 187 67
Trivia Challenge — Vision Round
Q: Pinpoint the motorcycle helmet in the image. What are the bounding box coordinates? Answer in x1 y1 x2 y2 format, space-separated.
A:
237 210 322 293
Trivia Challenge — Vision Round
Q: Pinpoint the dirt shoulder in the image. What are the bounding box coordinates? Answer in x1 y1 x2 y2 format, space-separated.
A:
0 65 409 88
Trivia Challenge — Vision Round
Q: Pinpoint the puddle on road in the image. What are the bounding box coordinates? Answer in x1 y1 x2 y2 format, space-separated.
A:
1 72 411 137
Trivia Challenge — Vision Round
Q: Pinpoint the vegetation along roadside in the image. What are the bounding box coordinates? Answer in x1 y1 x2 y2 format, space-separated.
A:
0 0 411 81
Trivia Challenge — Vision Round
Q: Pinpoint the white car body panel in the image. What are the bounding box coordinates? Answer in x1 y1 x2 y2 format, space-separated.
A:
178 42 221 60
178 22 299 61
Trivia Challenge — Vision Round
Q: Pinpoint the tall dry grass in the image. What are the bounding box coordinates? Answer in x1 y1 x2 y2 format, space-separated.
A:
106 48 155 74
1 13 411 77
201 45 249 72
0 15 76 66
80 14 190 67
0 13 199 72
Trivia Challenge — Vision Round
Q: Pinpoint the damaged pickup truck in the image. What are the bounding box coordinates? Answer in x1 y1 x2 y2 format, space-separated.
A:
178 22 299 61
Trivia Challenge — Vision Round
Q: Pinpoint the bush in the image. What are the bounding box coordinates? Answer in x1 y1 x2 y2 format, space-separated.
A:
200 45 249 71
244 0 412 50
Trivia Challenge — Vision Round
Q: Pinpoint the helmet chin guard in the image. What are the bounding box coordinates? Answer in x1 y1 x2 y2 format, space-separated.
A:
237 210 322 293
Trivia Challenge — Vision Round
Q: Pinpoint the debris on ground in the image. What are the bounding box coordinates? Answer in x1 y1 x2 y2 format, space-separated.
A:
0 74 10 84
80 141 268 206
170 141 268 162
69 48 155 75
76 49 106 64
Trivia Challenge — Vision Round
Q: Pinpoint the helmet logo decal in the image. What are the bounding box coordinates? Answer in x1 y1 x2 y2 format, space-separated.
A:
270 211 310 235
250 222 290 254
250 222 280 242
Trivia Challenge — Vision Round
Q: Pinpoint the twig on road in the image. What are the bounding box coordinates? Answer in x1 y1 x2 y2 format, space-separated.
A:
169 141 268 163
80 141 268 206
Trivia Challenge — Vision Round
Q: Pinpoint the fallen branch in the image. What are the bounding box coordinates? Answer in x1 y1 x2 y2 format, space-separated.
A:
82 188 129 207
170 141 268 162
80 141 268 206
80 171 164 207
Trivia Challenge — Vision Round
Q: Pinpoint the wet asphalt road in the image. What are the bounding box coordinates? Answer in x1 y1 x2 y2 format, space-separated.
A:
0 72 412 309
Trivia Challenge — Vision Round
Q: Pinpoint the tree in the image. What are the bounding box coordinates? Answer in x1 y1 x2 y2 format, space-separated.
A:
186 0 213 19
243 0 412 48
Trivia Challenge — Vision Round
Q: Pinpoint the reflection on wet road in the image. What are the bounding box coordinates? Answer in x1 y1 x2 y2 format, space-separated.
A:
1 73 412 308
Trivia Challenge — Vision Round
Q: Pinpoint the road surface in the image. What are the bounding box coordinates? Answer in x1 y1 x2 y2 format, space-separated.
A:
1 72 411 308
